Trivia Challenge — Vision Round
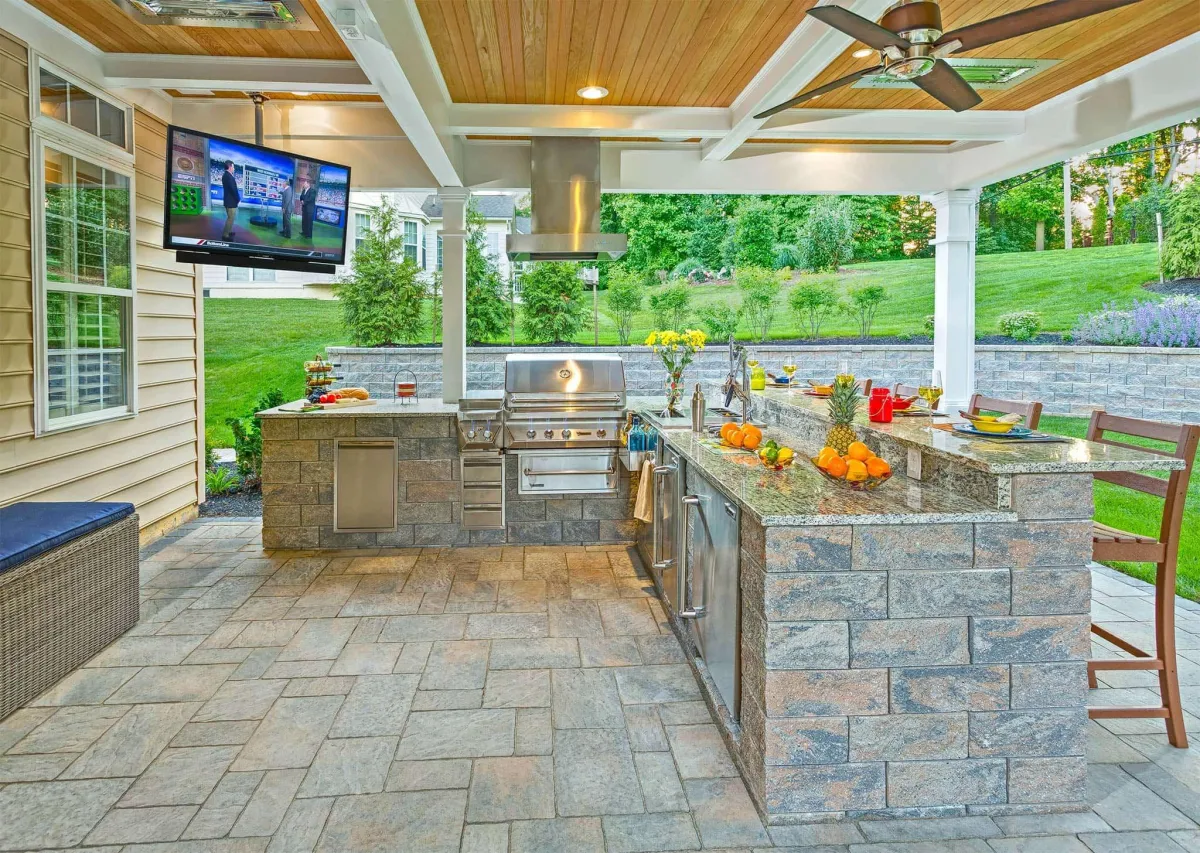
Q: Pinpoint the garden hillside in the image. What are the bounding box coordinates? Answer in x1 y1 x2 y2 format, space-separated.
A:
205 242 1160 445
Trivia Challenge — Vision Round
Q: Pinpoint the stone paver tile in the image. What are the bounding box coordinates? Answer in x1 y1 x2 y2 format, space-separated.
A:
282 676 357 697
553 728 643 816
567 552 611 571
1078 830 1192 853
625 705 670 752
348 616 389 645
769 821 866 846
1171 830 1200 852
467 755 555 821
378 615 467 642
466 613 549 639
86 635 206 667
490 638 580 669
635 635 687 665
63 702 200 779
0 707 54 752
601 812 701 852
346 555 419 574
29 667 140 707
497 580 548 613
230 768 306 837
157 606 236 635
420 640 491 690
483 669 551 708
853 842 994 853
683 777 770 848
665 725 739 779
600 600 659 636
397 709 516 760
987 836 1091 852
313 790 467 853
1124 762 1200 824
510 817 605 853
992 813 1113 836
615 666 702 705
413 688 483 710
0 778 131 850
552 668 625 728
231 598 296 622
8 705 128 754
329 674 419 738
297 736 397 797
1090 764 1194 831
84 804 198 846
230 620 306 648
266 796 335 853
0 753 77 782
106 664 237 704
193 578 266 610
329 643 404 676
579 637 643 667
462 822 509 853
231 696 344 772
195 679 288 723
515 707 553 756
635 751 688 812
393 641 432 673
657 702 713 726
340 591 424 618
385 758 472 791
231 648 282 680
548 601 604 637
858 816 1003 842
120 745 241 807
181 769 263 840
277 618 358 662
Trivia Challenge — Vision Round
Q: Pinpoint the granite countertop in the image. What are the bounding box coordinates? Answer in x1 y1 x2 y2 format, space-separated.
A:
754 389 1184 475
658 427 1015 527
259 399 459 418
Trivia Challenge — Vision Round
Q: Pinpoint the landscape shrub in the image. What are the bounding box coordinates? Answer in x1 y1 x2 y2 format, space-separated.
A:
205 467 239 497
335 199 426 345
465 204 509 344
229 388 284 484
923 314 935 337
731 201 780 269
796 196 855 272
671 258 704 280
427 271 442 343
843 284 888 338
648 280 692 331
1163 179 1200 281
519 262 586 343
787 281 839 339
606 268 644 346
773 243 803 270
736 266 784 342
1074 296 1200 348
998 311 1043 341
697 303 741 343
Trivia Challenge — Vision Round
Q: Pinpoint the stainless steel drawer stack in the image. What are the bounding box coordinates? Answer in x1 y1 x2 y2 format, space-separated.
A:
461 454 505 529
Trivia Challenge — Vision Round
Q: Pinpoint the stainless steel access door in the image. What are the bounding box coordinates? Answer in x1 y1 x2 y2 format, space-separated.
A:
653 441 685 617
687 471 741 720
334 439 398 532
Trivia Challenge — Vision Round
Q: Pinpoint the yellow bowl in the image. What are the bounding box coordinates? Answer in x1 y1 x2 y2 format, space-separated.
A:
970 417 1016 434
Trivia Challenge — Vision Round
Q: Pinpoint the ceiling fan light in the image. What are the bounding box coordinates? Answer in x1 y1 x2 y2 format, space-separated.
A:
577 86 609 100
852 47 874 58
886 56 937 80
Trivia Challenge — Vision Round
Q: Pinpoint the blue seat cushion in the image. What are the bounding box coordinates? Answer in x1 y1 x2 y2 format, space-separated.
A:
0 502 135 575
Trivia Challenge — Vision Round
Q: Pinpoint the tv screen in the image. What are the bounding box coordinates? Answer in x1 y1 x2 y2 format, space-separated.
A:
163 125 351 266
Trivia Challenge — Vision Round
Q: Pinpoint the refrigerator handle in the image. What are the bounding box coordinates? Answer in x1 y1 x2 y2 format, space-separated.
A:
651 462 677 569
678 494 705 620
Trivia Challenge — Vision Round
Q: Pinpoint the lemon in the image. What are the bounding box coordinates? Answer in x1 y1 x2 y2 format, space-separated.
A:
777 447 794 464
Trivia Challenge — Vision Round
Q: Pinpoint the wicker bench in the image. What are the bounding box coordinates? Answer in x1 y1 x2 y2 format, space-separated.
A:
0 502 139 720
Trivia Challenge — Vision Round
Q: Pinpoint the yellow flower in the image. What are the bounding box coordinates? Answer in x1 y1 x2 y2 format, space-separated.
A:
645 332 657 347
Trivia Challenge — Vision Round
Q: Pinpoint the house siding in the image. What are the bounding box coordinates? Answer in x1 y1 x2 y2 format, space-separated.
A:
0 29 202 540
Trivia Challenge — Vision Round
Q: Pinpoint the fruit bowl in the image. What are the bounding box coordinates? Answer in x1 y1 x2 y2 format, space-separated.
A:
810 458 892 491
759 451 795 471
965 415 1017 434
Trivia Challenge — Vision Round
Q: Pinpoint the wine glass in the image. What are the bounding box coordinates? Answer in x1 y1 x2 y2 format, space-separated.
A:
835 357 854 386
781 359 797 387
918 369 943 429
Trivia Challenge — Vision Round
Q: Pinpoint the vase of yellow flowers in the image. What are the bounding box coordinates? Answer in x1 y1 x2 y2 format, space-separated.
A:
645 329 707 417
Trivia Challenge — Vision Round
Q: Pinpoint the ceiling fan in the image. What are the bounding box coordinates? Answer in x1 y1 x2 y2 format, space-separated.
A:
755 0 1144 118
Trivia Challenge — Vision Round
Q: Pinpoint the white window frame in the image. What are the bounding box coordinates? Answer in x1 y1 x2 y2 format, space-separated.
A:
354 211 371 243
402 220 419 264
29 55 138 436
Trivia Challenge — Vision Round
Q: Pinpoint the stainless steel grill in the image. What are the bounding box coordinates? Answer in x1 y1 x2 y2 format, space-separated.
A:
504 353 626 495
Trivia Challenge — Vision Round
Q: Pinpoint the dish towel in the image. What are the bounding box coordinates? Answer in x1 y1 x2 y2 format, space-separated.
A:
634 457 654 523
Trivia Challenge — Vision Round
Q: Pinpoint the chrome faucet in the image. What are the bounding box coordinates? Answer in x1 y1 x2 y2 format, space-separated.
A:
722 337 752 424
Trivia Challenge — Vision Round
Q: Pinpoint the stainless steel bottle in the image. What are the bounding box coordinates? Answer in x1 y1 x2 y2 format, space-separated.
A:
691 384 705 433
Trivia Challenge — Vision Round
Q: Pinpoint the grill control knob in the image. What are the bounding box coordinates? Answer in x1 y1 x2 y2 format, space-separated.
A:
562 428 572 439
526 429 536 439
544 429 554 438
467 429 477 440
597 429 607 437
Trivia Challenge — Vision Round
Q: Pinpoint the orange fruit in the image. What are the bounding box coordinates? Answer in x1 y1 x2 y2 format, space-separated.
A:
727 429 745 448
741 424 763 449
817 447 838 468
847 441 871 462
866 457 891 478
720 423 738 442
845 459 868 482
824 455 848 479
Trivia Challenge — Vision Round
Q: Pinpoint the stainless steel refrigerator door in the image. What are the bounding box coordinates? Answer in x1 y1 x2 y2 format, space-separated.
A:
333 440 398 533
688 471 741 720
653 442 684 616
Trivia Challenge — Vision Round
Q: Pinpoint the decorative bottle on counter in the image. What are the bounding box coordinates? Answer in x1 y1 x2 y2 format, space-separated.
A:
748 357 766 391
691 384 706 433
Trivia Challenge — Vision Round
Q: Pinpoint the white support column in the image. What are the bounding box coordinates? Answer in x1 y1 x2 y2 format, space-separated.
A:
926 189 980 414
439 187 470 403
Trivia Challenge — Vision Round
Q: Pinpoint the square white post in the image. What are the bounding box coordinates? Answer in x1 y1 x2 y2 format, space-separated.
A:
438 187 470 404
926 189 979 414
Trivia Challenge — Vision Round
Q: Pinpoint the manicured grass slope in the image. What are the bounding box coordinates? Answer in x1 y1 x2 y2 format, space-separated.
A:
1040 414 1199 601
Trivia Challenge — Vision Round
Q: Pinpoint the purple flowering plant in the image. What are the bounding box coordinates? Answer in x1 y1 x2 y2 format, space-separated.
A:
1074 296 1200 348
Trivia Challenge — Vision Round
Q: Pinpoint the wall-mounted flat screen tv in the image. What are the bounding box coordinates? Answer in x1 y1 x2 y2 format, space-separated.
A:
163 125 351 273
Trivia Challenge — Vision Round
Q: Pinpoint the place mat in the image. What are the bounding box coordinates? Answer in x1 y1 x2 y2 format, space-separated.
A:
894 409 949 418
932 422 1071 443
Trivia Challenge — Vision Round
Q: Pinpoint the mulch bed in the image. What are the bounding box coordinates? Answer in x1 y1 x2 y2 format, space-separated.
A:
1144 278 1200 297
200 490 262 517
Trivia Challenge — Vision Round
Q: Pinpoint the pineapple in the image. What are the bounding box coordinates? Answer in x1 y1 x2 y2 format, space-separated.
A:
825 377 860 454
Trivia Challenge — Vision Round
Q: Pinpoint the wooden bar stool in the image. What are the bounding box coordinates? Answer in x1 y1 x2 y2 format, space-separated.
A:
968 393 1043 429
1086 411 1200 747
856 379 873 396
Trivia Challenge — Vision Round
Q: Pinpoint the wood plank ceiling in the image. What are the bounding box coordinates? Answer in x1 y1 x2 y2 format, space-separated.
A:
796 0 1200 111
24 0 352 59
413 0 818 106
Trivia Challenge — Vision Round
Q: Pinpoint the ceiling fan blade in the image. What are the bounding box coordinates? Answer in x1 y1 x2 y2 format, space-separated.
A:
807 6 911 50
937 0 1144 52
754 66 884 120
913 59 983 112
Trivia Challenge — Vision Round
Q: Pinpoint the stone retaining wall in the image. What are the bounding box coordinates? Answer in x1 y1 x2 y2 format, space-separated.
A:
330 344 1200 424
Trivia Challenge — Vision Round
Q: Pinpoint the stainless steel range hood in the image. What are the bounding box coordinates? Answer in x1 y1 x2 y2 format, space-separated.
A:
506 138 627 262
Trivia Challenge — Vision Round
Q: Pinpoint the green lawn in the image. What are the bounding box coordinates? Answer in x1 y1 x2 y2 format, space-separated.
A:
1040 414 1199 601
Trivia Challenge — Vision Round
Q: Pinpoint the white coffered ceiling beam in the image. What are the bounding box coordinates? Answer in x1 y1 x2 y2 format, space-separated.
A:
316 0 461 187
701 0 895 162
445 104 730 138
171 99 406 141
760 109 1025 142
102 55 374 94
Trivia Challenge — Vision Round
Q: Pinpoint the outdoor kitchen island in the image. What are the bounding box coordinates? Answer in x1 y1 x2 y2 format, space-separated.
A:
633 389 1184 825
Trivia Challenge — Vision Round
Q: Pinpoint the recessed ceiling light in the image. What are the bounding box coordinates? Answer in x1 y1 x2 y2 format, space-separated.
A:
852 47 874 59
577 86 609 100
293 91 312 97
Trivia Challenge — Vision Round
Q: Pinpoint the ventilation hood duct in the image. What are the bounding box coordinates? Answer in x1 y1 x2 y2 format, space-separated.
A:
506 138 627 262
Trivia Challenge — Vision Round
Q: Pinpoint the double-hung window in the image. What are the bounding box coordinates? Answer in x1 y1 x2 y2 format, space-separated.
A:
403 220 419 264
436 235 443 270
33 58 136 433
354 212 371 243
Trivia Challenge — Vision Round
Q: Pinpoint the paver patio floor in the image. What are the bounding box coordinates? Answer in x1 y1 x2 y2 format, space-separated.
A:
2 517 1200 852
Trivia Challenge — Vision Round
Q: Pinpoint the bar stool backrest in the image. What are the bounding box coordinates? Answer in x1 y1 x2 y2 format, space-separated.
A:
968 393 1044 430
1086 412 1200 555
856 379 873 396
893 383 920 397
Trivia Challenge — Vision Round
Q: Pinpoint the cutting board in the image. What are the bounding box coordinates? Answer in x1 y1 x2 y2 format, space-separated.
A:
318 398 377 410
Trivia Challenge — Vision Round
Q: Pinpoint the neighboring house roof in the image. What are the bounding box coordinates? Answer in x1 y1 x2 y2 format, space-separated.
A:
515 215 531 235
351 191 428 221
422 193 518 221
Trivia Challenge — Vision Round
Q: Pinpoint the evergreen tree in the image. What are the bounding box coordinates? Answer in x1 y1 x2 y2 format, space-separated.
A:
465 203 508 344
520 262 586 343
